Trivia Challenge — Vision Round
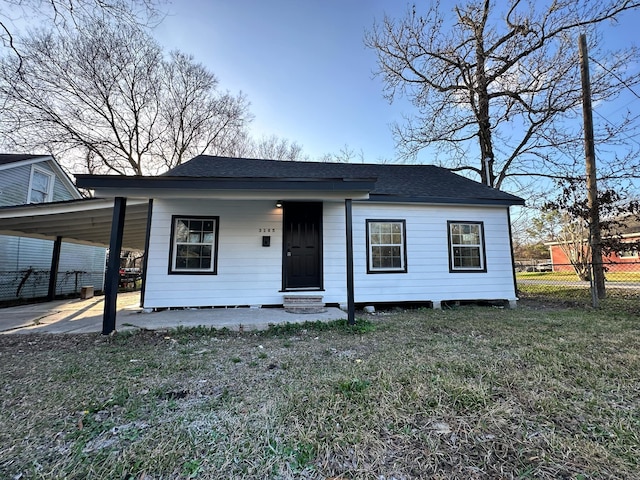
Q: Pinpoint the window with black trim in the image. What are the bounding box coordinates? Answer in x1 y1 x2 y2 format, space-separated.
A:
169 216 219 274
448 221 486 272
366 220 407 273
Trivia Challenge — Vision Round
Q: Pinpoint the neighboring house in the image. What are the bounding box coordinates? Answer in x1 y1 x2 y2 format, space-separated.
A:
76 155 524 320
0 154 106 302
548 233 640 273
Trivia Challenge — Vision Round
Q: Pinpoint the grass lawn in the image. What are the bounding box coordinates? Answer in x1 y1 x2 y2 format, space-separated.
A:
1 302 639 479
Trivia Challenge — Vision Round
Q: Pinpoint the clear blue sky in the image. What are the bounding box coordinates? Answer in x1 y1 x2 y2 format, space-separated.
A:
154 0 640 166
155 0 403 162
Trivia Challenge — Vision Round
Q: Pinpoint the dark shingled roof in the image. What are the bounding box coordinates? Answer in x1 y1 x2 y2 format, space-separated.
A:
165 155 524 206
0 154 49 166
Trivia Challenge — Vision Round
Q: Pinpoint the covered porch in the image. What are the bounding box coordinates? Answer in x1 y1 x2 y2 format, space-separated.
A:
1 174 375 333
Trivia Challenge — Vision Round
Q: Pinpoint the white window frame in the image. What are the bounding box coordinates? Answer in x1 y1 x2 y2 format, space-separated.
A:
27 165 55 204
448 221 486 272
366 219 407 273
169 216 219 274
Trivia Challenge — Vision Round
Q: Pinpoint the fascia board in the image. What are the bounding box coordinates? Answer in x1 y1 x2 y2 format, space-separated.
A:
0 197 147 218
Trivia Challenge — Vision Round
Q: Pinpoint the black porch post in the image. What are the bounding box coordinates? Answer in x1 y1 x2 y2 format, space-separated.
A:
103 197 127 335
47 236 62 301
345 199 355 325
139 199 153 308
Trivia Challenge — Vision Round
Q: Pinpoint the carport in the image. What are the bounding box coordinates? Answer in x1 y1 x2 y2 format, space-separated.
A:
0 198 150 333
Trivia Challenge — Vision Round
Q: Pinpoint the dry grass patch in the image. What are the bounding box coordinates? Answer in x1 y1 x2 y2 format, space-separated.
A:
1 305 639 479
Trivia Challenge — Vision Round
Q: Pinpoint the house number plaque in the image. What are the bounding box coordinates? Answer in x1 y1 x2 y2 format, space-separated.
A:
258 228 276 232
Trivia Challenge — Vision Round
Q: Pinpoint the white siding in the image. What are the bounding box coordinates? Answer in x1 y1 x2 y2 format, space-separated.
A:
320 201 348 304
143 199 517 309
350 203 516 304
144 199 285 308
0 164 30 206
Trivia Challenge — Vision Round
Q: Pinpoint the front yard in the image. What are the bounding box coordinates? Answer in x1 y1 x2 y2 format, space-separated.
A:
1 301 639 479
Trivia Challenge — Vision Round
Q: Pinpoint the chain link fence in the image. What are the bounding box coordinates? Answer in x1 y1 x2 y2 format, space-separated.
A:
0 269 104 305
516 261 640 308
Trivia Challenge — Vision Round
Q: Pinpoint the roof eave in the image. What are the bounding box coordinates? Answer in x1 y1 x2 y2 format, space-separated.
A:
75 175 377 199
366 194 525 207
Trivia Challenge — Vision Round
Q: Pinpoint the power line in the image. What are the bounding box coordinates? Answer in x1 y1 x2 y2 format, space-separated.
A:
590 56 640 101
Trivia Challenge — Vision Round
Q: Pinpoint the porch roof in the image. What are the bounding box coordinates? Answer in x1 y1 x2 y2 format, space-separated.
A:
74 175 377 201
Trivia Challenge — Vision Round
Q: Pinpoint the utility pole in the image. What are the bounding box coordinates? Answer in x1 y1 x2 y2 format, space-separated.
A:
579 33 606 301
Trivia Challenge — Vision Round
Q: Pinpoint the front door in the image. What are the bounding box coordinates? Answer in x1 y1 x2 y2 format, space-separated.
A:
283 202 322 289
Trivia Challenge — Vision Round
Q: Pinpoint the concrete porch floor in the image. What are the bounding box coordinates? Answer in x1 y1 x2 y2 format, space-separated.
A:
0 292 348 335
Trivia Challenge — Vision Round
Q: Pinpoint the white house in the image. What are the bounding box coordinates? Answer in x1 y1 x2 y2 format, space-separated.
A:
0 154 106 302
74 155 524 331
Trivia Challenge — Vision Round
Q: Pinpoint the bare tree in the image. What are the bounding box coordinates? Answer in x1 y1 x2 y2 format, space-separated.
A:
318 145 364 163
0 18 252 175
227 133 307 162
528 209 592 280
249 134 306 162
317 144 398 164
365 0 640 189
1 0 163 65
529 181 640 280
157 51 253 170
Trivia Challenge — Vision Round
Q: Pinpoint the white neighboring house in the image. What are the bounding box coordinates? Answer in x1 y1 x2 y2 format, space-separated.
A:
0 154 106 302
76 155 524 319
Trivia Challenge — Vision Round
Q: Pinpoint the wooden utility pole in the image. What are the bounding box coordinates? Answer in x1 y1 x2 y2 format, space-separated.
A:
579 33 606 300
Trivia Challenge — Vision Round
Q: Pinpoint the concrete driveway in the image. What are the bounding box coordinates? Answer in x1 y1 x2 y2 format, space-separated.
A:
0 292 347 334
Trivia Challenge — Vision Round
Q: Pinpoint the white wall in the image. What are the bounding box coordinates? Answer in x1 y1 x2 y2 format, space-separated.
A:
350 202 516 305
144 199 285 308
143 199 517 308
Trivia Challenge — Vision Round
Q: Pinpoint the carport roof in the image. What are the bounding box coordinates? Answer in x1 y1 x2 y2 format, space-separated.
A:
0 198 149 250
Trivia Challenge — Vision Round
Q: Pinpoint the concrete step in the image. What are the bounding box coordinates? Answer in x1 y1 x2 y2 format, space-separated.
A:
283 305 327 314
283 295 326 314
283 295 323 304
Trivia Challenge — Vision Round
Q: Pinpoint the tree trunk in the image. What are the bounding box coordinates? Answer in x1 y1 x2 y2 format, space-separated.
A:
474 19 494 187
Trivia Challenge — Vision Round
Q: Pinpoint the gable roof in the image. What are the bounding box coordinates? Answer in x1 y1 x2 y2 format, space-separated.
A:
0 153 82 200
163 155 524 206
0 153 51 167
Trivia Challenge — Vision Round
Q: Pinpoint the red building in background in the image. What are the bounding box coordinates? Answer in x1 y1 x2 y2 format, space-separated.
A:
547 233 640 273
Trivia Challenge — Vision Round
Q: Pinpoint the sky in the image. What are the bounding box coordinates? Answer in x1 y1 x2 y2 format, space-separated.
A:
153 0 640 169
153 0 419 163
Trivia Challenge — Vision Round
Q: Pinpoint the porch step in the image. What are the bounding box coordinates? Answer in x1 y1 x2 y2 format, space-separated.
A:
283 295 326 314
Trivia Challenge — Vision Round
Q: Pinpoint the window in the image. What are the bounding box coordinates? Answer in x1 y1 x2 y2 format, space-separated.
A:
169 216 219 274
366 220 407 273
28 166 54 203
448 221 486 272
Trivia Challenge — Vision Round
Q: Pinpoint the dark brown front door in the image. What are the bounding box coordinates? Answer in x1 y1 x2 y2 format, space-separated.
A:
283 202 322 289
